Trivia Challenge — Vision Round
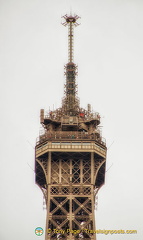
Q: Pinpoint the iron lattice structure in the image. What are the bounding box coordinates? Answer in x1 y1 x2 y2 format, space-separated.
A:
35 15 107 240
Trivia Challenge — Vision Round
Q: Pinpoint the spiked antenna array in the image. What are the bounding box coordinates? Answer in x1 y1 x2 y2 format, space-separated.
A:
62 14 80 63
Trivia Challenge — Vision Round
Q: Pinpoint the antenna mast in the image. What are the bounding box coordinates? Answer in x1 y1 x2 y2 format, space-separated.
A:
62 14 80 63
62 14 80 116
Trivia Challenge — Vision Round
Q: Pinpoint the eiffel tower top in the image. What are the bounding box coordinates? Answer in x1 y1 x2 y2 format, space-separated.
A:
38 15 106 147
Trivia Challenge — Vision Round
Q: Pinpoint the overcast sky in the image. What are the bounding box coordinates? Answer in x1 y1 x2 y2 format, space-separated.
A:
0 0 143 240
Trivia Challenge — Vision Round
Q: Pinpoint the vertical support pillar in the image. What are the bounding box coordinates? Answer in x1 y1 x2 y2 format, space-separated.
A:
91 152 94 185
45 152 51 240
91 152 96 240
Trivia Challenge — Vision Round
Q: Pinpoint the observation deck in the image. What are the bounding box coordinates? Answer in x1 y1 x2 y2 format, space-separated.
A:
36 140 106 159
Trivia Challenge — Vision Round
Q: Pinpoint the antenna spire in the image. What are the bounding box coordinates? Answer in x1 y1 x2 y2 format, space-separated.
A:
62 14 80 63
62 14 80 116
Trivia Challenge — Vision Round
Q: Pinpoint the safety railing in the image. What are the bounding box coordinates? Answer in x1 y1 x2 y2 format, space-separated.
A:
36 131 106 146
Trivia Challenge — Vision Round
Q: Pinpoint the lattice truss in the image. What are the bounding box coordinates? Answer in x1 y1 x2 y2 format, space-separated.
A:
35 152 105 240
35 152 105 190
48 196 93 240
51 152 91 185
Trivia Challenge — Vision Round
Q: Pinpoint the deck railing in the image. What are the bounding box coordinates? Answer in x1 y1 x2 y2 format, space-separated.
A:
36 131 106 146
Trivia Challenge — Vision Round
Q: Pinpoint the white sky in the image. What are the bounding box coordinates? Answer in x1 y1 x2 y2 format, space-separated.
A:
0 0 143 239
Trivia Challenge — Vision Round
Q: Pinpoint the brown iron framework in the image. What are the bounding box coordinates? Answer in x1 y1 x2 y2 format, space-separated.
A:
35 14 107 240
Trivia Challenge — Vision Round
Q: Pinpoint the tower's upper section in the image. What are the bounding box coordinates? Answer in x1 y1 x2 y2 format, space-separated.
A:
37 15 106 147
